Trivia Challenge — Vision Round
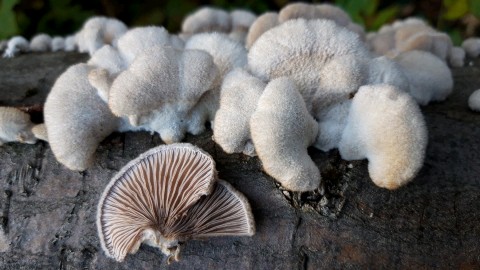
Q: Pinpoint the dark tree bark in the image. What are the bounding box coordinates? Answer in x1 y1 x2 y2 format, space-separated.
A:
0 52 479 269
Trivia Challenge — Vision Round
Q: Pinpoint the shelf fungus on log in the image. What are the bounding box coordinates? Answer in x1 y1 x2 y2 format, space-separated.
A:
97 143 255 263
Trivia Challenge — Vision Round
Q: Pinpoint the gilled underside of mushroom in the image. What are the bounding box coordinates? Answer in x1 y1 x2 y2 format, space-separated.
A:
97 144 255 263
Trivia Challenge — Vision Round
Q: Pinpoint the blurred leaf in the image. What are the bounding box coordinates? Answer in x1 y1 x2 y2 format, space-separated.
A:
448 29 462 45
470 0 480 18
0 0 20 39
443 0 468 20
371 6 399 30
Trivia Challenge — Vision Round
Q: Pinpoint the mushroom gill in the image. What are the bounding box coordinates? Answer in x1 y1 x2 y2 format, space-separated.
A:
97 143 255 263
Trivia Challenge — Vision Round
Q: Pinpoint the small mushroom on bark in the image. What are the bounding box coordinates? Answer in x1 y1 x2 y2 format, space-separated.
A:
0 107 37 146
97 143 255 263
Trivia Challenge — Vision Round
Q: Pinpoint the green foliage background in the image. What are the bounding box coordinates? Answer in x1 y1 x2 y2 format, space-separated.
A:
1 0 479 44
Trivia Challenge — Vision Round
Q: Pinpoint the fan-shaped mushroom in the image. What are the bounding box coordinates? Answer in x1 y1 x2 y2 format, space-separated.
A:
30 33 52 52
0 107 37 146
339 84 427 189
3 36 29 58
250 77 320 192
76 16 127 56
97 143 254 263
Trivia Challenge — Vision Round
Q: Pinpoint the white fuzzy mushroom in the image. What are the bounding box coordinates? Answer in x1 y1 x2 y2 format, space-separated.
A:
367 56 410 92
339 84 427 189
31 123 48 142
468 89 480 111
448 46 465 67
116 26 183 64
29 33 52 52
184 33 248 132
313 101 351 152
181 7 231 36
462 37 480 58
64 35 77 51
245 12 279 49
3 36 29 58
250 77 320 192
97 143 255 263
395 50 453 105
278 3 351 26
213 69 265 156
107 46 218 144
0 107 36 145
44 63 120 170
51 36 65 52
248 19 371 118
76 16 128 55
229 9 257 43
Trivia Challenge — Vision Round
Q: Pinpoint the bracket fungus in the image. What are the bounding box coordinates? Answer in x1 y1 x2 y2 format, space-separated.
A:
395 50 453 105
0 107 37 146
76 16 128 56
107 45 218 144
248 19 370 118
250 77 320 192
469 89 480 112
462 37 480 58
29 33 52 52
182 7 231 36
97 143 255 263
213 68 265 156
339 84 427 190
3 36 29 58
44 63 120 171
51 36 66 52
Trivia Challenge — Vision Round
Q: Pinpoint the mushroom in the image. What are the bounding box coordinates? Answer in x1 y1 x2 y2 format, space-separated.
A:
97 143 255 263
0 107 37 146
448 46 466 67
76 16 128 56
278 3 351 26
462 37 480 58
183 32 248 133
64 35 77 52
181 7 231 36
250 77 320 192
107 45 218 144
51 36 65 52
338 84 427 190
3 36 29 58
229 10 257 43
44 63 120 171
313 101 351 152
116 26 184 64
213 68 265 156
245 12 279 49
366 56 410 92
394 50 453 105
248 19 370 118
29 33 52 52
31 123 48 142
468 89 480 112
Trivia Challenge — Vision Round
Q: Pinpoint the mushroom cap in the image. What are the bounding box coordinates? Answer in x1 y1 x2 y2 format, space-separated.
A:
462 37 480 58
250 77 320 192
0 107 36 145
3 36 29 58
64 35 77 51
396 31 453 61
31 123 48 142
339 84 427 189
97 143 254 262
213 68 265 155
468 89 480 112
367 56 410 92
181 7 232 35
29 33 52 52
88 45 127 75
279 3 351 26
395 50 453 105
51 36 65 52
245 12 279 49
185 32 247 86
448 46 465 67
116 26 182 64
230 10 257 31
108 45 218 117
248 19 370 116
313 100 351 152
44 63 119 171
76 16 127 55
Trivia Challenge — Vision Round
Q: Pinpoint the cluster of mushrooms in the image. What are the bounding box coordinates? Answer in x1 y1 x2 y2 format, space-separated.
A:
1 3 480 263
